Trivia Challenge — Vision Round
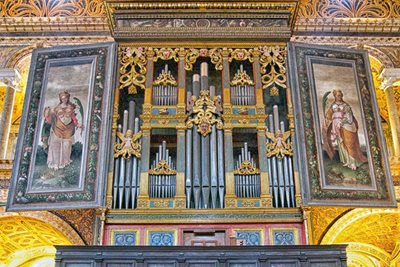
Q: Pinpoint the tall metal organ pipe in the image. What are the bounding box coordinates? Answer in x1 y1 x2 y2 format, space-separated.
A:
234 142 260 198
149 140 176 198
112 101 141 209
266 105 296 207
186 62 225 208
152 64 177 106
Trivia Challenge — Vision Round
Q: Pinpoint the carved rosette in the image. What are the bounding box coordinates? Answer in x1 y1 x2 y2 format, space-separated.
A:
233 160 260 175
153 48 179 62
119 47 147 94
149 160 177 176
186 90 223 136
259 46 287 96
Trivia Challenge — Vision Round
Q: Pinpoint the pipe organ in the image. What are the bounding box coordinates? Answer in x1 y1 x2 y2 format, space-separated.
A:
111 46 298 211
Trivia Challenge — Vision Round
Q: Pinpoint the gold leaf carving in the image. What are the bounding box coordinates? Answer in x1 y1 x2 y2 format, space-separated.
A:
234 160 260 175
149 160 176 175
153 70 177 86
259 46 287 96
229 48 255 63
186 90 223 136
153 48 179 62
119 47 147 94
230 68 254 86
184 48 200 71
209 48 223 71
265 130 293 159
114 130 142 159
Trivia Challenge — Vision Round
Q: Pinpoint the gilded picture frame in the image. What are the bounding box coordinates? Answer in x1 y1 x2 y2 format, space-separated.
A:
288 42 396 207
7 42 117 210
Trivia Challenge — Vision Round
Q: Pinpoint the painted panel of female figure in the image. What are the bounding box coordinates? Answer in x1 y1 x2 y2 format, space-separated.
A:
31 63 90 191
313 63 371 188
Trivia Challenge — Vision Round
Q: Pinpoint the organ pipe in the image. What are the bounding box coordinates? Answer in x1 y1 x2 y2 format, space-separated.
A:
153 64 178 106
230 64 255 106
149 141 177 198
234 143 260 198
185 62 225 208
112 101 142 209
266 105 295 207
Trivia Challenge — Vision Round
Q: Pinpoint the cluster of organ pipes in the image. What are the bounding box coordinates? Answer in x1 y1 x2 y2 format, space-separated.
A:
234 143 261 198
185 62 225 209
149 141 177 198
230 64 255 105
112 58 297 209
152 64 178 106
267 105 295 208
113 101 141 209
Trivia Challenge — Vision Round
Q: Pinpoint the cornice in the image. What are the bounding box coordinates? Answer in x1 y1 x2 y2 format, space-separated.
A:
0 17 110 34
290 35 400 47
0 36 114 46
106 0 298 42
295 18 400 34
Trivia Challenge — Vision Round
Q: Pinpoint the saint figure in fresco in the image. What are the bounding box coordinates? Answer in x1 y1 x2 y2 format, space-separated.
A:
323 89 367 170
42 91 84 170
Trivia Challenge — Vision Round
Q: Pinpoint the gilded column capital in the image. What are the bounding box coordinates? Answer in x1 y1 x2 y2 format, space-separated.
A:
0 68 20 88
379 68 400 90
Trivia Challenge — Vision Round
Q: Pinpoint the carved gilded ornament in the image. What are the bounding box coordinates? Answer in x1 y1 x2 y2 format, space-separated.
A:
259 46 287 97
298 0 400 18
186 90 223 136
0 0 104 17
153 70 177 86
119 47 147 94
149 160 176 176
114 130 142 159
228 48 255 63
234 160 260 175
230 68 254 86
153 48 179 62
265 130 293 159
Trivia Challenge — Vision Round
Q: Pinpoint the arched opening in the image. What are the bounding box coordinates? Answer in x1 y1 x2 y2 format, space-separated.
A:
320 208 400 267
0 211 84 267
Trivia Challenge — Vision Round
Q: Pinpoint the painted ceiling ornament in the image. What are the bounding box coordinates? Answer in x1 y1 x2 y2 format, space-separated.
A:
265 129 293 159
186 90 223 136
234 160 260 175
114 129 142 159
149 160 176 175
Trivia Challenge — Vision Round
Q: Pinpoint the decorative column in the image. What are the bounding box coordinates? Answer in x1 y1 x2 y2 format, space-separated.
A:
380 68 400 162
137 48 154 209
0 69 20 159
174 49 187 208
253 49 272 207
